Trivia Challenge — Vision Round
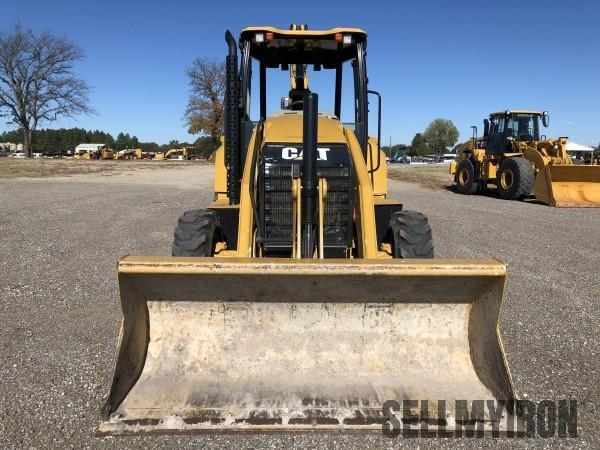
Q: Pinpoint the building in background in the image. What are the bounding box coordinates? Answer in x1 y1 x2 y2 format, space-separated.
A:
0 142 23 152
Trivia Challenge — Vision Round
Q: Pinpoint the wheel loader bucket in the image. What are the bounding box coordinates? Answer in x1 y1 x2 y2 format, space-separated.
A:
534 165 600 207
99 257 515 435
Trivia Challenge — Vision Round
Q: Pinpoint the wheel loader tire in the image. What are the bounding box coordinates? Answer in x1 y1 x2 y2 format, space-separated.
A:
496 157 535 200
455 159 478 195
387 211 434 258
172 209 221 256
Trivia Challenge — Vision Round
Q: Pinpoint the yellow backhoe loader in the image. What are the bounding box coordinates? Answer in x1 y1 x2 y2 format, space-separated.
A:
450 110 600 207
99 26 515 435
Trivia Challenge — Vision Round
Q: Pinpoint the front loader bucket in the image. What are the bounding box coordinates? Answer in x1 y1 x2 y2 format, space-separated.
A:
99 257 515 435
534 165 600 207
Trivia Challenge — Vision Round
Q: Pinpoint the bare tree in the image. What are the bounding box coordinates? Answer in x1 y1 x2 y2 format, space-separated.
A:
184 58 225 154
0 26 93 157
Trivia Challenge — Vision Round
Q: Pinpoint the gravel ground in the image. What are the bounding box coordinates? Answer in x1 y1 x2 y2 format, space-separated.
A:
0 164 598 448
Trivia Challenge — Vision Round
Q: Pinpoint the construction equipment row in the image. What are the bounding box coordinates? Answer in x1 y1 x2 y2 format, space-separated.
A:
73 146 196 160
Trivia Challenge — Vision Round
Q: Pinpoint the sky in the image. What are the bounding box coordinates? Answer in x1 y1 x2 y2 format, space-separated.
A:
1 0 599 146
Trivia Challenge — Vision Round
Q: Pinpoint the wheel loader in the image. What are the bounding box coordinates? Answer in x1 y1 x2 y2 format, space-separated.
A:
99 26 515 434
450 110 600 207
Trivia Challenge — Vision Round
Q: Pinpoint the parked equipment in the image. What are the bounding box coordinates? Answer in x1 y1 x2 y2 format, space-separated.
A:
100 26 515 435
114 148 140 160
154 146 193 160
450 110 600 207
101 149 115 159
74 149 99 160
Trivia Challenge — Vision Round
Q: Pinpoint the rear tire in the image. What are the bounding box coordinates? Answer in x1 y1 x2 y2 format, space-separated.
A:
496 157 535 200
455 159 478 195
387 211 434 258
172 209 221 256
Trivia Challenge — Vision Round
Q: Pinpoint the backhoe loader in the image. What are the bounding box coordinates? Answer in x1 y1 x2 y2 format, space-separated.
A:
450 110 600 207
100 26 515 434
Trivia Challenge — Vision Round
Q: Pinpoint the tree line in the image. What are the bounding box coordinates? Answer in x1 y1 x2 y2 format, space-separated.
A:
0 127 216 158
0 25 219 158
382 119 461 158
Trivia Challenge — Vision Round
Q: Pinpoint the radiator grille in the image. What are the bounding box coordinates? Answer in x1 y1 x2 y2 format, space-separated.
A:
259 145 354 257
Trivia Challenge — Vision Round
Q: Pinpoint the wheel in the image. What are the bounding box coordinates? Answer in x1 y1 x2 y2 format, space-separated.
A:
172 209 222 256
386 211 434 258
454 159 478 195
496 157 534 200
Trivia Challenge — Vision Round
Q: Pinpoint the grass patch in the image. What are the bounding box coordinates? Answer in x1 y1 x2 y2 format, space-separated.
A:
0 158 207 179
387 164 453 190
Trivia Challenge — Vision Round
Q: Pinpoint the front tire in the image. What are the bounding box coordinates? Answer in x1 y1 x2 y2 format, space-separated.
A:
386 211 434 258
496 157 534 200
455 159 478 195
172 209 221 256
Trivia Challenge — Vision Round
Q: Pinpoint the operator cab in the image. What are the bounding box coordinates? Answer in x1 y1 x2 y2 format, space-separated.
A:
224 25 383 258
484 110 549 155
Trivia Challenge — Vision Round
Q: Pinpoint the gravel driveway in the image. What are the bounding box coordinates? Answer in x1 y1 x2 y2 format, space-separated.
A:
1 164 597 448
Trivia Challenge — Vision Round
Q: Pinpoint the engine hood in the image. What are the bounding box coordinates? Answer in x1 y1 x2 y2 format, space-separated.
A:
263 110 348 144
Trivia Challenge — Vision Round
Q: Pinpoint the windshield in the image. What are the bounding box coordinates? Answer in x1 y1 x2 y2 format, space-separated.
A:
505 114 540 141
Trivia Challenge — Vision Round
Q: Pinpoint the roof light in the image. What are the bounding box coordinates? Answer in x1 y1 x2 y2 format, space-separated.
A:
505 110 511 115
266 32 274 41
343 35 352 44
255 33 264 43
335 33 343 42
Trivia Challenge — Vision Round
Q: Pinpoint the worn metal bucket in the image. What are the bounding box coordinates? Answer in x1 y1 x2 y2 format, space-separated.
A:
534 165 600 207
99 257 514 434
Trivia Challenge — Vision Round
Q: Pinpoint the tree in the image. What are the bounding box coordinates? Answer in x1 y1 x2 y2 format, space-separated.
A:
408 133 428 156
138 141 159 152
382 143 408 157
184 58 225 157
422 119 459 161
115 132 131 150
0 26 93 157
194 135 215 159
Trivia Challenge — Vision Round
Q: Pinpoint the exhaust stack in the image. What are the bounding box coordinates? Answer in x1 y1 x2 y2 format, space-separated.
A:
301 92 318 258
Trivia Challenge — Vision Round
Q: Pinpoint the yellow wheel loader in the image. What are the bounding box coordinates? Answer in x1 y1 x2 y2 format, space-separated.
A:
450 110 600 207
99 26 515 434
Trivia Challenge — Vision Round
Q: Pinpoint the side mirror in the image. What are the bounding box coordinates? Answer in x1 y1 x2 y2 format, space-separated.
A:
542 111 549 127
280 97 292 109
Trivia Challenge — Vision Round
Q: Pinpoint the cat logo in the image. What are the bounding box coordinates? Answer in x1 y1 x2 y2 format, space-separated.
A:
281 147 330 160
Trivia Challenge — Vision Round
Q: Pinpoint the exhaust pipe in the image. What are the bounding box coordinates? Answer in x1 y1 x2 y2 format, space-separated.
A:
302 92 318 258
224 30 240 205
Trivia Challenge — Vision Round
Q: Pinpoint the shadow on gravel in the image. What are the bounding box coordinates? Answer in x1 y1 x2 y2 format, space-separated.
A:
444 185 547 207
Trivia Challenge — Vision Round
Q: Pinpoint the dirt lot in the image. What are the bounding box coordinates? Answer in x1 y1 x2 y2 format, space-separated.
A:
0 158 206 178
1 163 598 448
387 163 453 189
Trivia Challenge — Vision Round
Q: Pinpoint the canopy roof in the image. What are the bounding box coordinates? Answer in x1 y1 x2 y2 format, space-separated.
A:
490 110 541 116
566 142 594 152
240 26 367 67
